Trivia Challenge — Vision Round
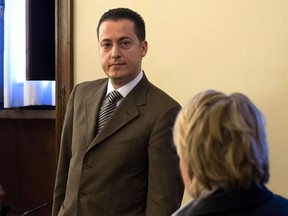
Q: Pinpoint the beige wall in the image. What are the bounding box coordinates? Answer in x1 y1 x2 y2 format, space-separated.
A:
74 0 288 204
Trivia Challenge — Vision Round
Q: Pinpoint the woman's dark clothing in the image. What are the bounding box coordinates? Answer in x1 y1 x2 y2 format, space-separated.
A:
173 185 288 216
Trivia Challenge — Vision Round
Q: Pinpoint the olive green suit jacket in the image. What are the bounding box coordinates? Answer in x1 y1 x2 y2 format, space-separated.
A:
52 74 184 216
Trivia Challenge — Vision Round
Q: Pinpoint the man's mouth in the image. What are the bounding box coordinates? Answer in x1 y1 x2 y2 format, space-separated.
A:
110 63 125 67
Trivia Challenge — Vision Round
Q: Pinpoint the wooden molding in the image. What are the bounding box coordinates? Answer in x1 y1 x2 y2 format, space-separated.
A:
55 0 74 157
0 109 55 119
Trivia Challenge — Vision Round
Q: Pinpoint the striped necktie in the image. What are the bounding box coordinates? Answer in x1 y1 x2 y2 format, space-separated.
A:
97 91 123 133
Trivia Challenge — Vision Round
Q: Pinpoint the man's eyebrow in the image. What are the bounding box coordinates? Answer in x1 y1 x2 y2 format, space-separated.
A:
100 37 132 43
119 37 131 41
100 39 111 43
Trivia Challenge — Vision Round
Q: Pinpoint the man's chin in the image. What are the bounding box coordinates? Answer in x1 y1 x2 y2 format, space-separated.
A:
107 71 122 79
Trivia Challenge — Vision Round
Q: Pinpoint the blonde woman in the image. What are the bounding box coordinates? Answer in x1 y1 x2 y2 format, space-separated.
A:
173 90 288 216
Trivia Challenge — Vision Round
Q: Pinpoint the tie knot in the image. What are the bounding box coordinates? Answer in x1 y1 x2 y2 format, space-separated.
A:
108 91 122 103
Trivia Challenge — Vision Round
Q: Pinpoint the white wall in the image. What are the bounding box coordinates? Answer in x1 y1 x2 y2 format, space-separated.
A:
74 0 288 204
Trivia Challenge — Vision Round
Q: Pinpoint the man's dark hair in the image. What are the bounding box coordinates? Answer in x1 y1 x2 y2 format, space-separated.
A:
97 8 146 42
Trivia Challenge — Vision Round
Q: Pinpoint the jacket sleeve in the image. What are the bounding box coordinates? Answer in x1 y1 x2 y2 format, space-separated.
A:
51 87 75 216
146 104 184 215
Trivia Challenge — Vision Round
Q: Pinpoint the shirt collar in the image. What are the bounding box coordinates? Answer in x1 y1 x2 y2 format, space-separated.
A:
107 70 143 98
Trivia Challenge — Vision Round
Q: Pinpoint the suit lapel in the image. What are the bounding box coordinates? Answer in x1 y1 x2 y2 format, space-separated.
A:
90 103 140 147
85 81 107 147
88 74 149 150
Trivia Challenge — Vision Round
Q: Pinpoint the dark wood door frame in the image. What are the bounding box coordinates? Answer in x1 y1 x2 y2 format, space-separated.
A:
55 0 73 156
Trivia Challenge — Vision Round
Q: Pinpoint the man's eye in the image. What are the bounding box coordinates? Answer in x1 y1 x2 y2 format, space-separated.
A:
120 41 131 48
101 43 111 49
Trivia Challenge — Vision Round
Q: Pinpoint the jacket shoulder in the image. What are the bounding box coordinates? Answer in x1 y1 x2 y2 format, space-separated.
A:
75 78 107 90
146 82 180 107
72 78 108 96
266 193 288 215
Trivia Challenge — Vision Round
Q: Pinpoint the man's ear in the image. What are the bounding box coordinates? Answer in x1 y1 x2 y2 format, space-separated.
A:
141 40 148 57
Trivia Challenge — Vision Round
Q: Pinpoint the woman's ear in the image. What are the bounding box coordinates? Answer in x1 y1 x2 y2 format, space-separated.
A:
179 158 192 189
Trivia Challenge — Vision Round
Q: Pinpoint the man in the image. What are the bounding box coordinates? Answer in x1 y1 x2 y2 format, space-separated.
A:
52 8 184 216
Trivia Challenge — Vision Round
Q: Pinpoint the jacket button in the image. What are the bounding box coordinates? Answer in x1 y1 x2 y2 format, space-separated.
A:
83 164 92 170
79 191 88 196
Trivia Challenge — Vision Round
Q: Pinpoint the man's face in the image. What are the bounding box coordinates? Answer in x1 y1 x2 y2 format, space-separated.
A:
98 19 148 89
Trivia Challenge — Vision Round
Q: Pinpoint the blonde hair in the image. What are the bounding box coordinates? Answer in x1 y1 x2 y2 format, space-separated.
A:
173 90 269 198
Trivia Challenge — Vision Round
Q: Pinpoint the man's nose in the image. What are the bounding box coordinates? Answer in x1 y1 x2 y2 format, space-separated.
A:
111 45 121 59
